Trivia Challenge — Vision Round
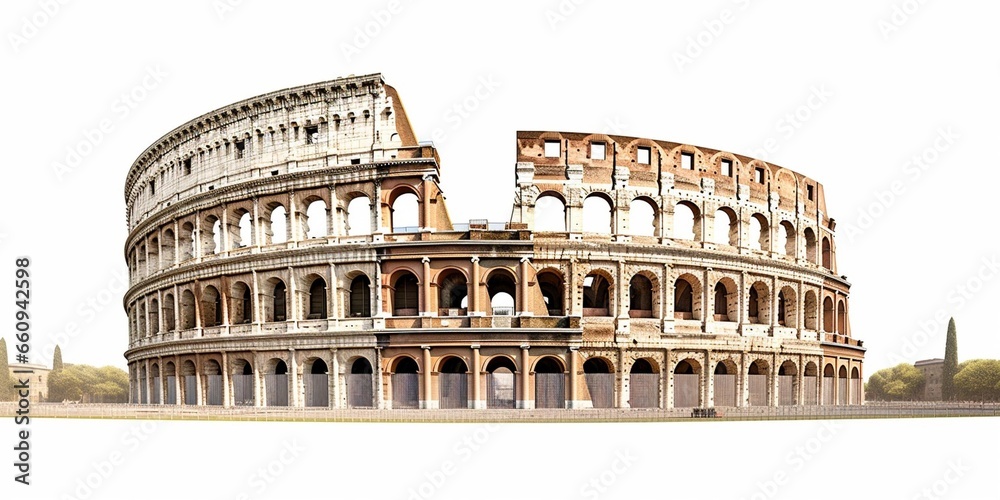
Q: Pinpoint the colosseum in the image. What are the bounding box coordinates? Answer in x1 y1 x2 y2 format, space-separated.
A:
123 73 864 411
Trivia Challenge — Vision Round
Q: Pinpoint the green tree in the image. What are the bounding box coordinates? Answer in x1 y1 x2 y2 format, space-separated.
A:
954 359 1000 401
942 317 958 400
864 363 925 401
48 364 129 403
0 338 14 401
52 345 64 372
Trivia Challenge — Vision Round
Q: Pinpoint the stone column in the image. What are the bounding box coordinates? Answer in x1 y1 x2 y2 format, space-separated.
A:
568 347 579 409
421 257 432 316
422 346 434 409
520 346 531 409
222 351 230 408
471 345 482 409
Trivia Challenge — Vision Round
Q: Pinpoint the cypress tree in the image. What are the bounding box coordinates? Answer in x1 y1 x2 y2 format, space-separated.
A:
942 317 958 400
0 338 13 400
52 345 64 372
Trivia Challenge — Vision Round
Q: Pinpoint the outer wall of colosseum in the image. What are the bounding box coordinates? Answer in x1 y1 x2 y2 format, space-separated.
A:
123 74 863 411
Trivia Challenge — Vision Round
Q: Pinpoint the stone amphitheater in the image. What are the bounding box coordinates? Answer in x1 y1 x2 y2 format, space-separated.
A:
123 73 864 411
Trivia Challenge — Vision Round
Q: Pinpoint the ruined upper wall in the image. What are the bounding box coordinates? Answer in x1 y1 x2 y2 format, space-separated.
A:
124 73 436 230
515 131 831 225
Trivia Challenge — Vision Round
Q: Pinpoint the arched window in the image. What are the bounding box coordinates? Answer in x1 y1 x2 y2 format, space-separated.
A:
823 297 834 332
162 229 176 266
202 286 222 327
714 282 728 320
822 237 832 269
211 219 222 254
270 206 288 244
306 200 328 238
537 271 564 316
487 271 517 316
308 278 327 319
237 212 252 247
163 293 175 331
749 214 769 251
438 270 468 313
393 273 419 315
629 275 653 318
674 278 693 319
779 221 796 256
804 228 817 262
534 194 566 232
673 202 699 241
180 290 196 329
346 196 372 236
748 282 770 324
629 198 656 237
582 272 611 316
713 208 737 246
349 275 372 317
837 300 847 334
273 281 287 322
179 222 195 261
391 192 419 232
583 194 612 234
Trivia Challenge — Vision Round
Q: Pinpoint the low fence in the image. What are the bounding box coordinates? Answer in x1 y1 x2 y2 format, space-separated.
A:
3 401 998 423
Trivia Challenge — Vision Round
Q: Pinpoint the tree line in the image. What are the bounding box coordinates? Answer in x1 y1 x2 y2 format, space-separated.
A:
0 340 128 403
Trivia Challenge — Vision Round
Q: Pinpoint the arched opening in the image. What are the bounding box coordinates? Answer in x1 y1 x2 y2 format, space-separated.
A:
210 219 222 254
749 213 770 251
582 194 613 234
161 229 176 266
391 192 420 232
838 365 848 405
150 364 161 404
822 237 832 269
204 359 223 406
582 272 612 316
748 360 769 406
180 290 195 329
674 278 694 320
346 196 372 236
851 367 861 405
748 282 770 325
147 299 159 336
486 356 516 409
713 207 738 246
534 194 566 232
823 364 835 405
163 293 175 331
164 362 178 405
713 361 738 406
714 282 729 321
237 211 252 248
349 275 372 318
803 291 818 330
837 300 847 335
803 362 819 405
438 357 469 409
272 280 288 322
305 359 329 407
438 270 468 315
804 228 817 263
179 222 195 261
629 198 656 237
537 271 565 316
181 360 197 405
148 238 159 273
534 357 565 409
137 303 146 337
138 365 148 404
779 287 797 328
305 199 328 238
232 360 254 406
778 361 797 406
823 297 834 332
269 205 288 244
230 282 252 324
390 357 419 409
629 274 654 318
392 272 420 316
487 270 517 316
307 277 327 319
672 359 699 408
265 360 289 407
779 221 796 256
583 358 614 408
201 286 222 327
347 358 374 408
630 359 660 408
673 202 700 241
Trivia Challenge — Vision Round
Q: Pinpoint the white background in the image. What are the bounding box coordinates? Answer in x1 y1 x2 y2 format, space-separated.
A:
1 0 999 498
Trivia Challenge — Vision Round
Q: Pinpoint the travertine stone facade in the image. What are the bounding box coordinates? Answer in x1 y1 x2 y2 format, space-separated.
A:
123 74 864 410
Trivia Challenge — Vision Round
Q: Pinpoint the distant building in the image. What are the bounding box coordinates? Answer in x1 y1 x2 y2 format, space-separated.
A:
6 363 51 403
914 358 943 401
